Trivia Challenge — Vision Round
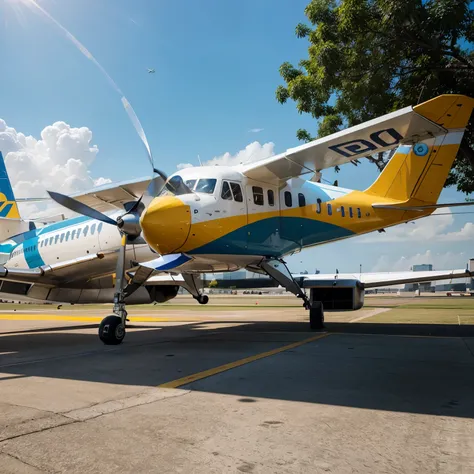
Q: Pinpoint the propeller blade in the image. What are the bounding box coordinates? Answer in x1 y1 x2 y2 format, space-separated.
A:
47 191 118 226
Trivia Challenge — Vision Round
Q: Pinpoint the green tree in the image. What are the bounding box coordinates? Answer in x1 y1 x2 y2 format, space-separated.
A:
276 0 474 194
208 279 218 288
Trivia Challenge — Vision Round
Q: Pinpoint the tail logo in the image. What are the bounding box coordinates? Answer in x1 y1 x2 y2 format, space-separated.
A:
328 128 403 158
413 143 429 156
0 193 19 218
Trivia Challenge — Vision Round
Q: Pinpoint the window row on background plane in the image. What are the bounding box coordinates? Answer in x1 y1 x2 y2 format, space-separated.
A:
11 222 104 257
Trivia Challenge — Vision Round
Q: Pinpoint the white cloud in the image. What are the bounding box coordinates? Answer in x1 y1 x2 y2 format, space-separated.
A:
437 222 474 242
371 250 468 272
355 208 474 243
0 118 109 218
248 128 264 133
176 141 275 170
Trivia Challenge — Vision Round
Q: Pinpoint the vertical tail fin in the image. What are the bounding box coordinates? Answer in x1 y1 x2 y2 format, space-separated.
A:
0 151 20 219
365 95 474 204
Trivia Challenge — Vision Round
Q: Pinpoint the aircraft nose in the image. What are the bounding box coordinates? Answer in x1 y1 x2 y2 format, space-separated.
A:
140 196 191 254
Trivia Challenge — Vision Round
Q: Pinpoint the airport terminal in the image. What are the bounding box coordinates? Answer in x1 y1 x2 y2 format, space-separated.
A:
1 1 474 473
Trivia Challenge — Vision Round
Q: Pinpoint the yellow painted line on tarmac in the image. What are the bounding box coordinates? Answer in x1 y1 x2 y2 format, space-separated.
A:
159 332 330 389
0 314 203 323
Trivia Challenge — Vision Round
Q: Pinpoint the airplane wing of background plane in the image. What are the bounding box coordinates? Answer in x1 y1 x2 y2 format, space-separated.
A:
0 250 119 287
67 177 150 213
298 267 473 290
240 99 450 186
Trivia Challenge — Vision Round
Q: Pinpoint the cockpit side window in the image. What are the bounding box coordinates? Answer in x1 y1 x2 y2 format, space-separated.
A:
195 178 217 194
221 181 232 200
185 179 196 190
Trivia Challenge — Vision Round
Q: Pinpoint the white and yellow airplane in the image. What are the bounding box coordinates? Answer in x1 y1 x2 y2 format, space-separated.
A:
1 94 473 344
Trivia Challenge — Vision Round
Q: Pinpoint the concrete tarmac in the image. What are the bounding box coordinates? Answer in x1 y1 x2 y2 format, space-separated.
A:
0 306 474 473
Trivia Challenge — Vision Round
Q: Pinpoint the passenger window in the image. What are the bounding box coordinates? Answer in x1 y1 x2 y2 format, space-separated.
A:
252 186 264 206
230 183 243 202
66 231 70 241
267 190 274 206
195 178 217 194
298 193 306 207
349 207 353 218
340 206 345 217
84 226 89 237
327 204 333 216
284 191 292 207
91 224 96 235
55 235 59 244
185 179 196 190
71 230 76 240
357 208 362 218
98 223 103 233
221 181 232 200
49 237 53 245
316 198 322 214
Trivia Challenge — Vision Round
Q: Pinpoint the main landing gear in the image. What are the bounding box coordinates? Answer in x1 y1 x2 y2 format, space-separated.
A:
182 273 209 304
260 258 325 331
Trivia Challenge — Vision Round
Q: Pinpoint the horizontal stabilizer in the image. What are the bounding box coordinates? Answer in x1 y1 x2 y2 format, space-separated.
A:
373 202 474 211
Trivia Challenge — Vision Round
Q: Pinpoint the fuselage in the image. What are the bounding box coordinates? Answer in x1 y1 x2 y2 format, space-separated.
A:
140 166 431 260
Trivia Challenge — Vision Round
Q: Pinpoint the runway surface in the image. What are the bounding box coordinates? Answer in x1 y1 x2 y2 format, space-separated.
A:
1 299 473 473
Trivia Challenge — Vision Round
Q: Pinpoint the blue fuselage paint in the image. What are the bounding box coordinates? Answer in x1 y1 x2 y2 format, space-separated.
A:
188 217 354 257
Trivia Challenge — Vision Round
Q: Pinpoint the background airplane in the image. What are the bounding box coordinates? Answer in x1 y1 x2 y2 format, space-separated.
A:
1 94 473 345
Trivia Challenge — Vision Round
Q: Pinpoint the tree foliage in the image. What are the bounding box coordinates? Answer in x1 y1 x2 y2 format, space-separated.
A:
276 0 474 194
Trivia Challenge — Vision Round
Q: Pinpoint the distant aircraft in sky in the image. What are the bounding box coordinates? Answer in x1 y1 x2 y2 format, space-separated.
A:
147 68 155 74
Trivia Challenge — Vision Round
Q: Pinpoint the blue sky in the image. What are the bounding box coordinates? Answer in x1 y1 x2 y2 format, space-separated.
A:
0 0 473 274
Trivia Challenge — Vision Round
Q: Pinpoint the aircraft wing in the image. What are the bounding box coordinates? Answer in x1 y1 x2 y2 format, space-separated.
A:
0 250 118 287
67 177 150 213
299 268 472 289
240 97 454 185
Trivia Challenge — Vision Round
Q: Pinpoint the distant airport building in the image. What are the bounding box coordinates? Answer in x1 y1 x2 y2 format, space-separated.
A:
404 264 433 292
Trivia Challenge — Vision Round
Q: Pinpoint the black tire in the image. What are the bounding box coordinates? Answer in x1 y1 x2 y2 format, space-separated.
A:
309 302 324 330
199 295 209 305
99 315 125 345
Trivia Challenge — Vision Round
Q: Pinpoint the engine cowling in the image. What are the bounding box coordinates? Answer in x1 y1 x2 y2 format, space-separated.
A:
304 279 364 310
146 285 179 303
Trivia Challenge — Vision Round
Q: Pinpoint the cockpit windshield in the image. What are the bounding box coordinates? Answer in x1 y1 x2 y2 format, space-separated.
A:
195 178 217 194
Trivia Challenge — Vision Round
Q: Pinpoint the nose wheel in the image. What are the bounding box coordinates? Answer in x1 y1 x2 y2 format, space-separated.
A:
99 315 126 345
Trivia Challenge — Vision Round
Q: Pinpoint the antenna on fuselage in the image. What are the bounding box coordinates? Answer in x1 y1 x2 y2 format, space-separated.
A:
197 154 203 167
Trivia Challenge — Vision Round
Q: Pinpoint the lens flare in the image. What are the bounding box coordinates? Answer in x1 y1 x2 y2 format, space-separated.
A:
3 0 155 170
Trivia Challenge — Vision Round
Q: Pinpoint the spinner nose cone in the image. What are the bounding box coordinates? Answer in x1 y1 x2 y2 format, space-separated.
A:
140 196 191 254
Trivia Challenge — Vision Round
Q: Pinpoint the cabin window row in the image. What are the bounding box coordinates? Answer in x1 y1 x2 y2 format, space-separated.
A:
316 199 362 218
249 188 306 208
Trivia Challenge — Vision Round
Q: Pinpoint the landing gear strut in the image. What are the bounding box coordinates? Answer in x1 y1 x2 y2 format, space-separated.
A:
309 301 324 330
259 258 325 331
182 274 209 304
99 234 129 345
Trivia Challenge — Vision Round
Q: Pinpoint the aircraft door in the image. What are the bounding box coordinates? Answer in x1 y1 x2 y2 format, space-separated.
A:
279 187 303 254
217 180 248 254
246 182 280 255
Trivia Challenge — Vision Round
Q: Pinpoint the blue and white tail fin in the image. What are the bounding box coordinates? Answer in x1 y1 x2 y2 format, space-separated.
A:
0 151 20 219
